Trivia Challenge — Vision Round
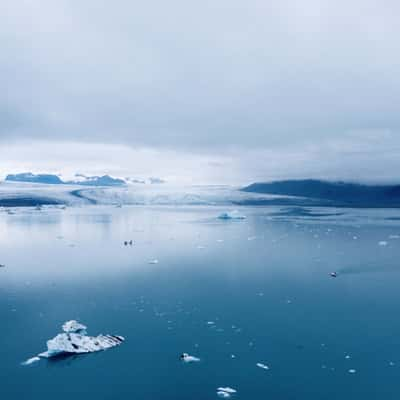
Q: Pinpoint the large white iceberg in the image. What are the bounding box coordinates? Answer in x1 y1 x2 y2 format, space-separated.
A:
23 320 124 363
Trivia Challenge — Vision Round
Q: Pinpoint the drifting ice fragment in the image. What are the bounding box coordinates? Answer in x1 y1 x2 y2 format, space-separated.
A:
148 259 159 264
62 320 87 333
256 362 269 370
21 356 40 366
218 211 246 220
378 241 388 246
217 387 237 398
348 369 356 374
180 353 200 363
24 320 124 363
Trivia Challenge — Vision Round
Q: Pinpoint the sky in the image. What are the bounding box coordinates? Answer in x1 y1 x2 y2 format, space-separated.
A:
1 0 400 184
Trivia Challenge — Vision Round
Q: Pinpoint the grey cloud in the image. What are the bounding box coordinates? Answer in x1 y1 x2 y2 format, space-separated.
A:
1 0 400 152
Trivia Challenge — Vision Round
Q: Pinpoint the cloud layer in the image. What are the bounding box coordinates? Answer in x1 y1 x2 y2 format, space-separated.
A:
1 0 399 181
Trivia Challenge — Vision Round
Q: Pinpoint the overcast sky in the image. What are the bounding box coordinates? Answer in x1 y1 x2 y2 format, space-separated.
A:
1 0 399 183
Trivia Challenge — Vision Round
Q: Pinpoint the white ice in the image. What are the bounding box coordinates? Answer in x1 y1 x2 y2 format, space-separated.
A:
217 387 237 394
21 356 40 366
62 320 87 333
256 362 269 370
181 353 200 363
24 321 124 362
217 392 231 398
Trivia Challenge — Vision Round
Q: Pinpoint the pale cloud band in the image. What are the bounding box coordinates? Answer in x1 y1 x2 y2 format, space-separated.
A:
0 0 399 182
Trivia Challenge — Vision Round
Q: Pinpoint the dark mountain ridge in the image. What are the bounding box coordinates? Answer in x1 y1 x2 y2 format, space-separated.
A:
241 179 400 207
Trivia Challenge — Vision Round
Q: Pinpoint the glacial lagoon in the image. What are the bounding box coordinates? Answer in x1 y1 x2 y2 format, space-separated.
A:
1 205 400 399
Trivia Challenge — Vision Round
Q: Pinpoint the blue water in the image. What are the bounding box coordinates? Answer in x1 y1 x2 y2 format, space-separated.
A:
1 205 400 399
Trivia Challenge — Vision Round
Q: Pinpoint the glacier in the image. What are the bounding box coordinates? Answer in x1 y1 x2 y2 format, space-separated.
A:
0 181 286 208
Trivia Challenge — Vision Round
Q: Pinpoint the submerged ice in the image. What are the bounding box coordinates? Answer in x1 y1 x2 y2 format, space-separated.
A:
24 320 124 363
218 210 246 220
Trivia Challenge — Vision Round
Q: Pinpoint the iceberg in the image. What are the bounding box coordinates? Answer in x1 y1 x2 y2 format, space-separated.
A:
217 387 237 398
180 353 200 363
218 210 246 220
23 320 124 363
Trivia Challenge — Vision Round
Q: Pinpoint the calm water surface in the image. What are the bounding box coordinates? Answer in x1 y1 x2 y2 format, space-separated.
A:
1 205 400 399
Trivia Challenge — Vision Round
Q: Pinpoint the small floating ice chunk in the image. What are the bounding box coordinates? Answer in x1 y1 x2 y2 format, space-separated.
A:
148 259 159 264
21 356 40 366
389 235 400 239
348 369 357 374
218 210 246 220
379 241 388 246
217 387 237 398
180 353 200 363
62 320 87 333
256 362 269 370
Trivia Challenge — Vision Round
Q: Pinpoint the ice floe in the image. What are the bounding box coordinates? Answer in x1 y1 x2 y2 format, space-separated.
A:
23 320 124 363
217 387 237 398
256 362 269 370
21 356 40 366
180 353 200 363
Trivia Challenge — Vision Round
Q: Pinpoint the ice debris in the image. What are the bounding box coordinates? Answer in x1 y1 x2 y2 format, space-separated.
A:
218 210 246 220
148 259 159 264
62 320 87 333
217 387 237 398
21 356 40 366
379 241 388 246
256 362 269 370
23 320 124 363
180 353 200 363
